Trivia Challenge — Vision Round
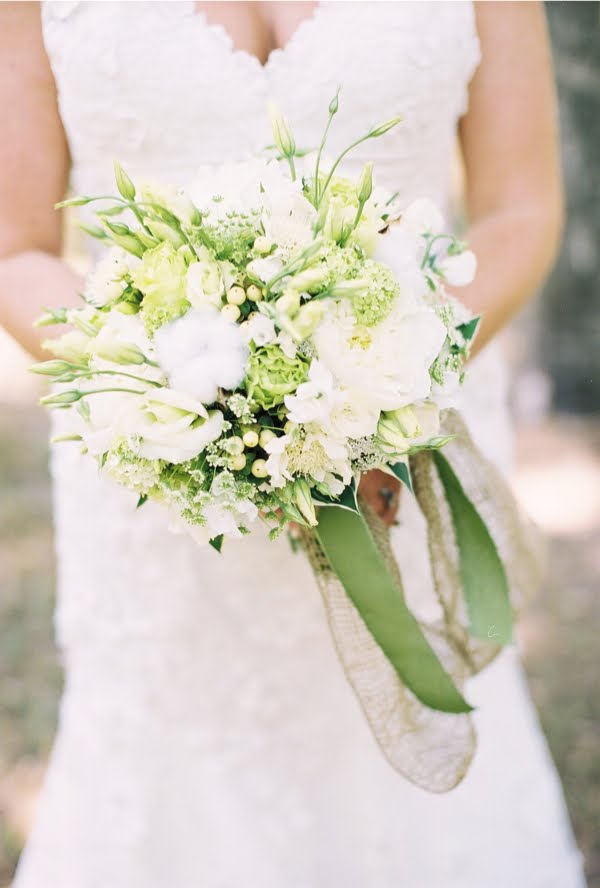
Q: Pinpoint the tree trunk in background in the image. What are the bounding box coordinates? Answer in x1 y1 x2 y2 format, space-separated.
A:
542 2 600 413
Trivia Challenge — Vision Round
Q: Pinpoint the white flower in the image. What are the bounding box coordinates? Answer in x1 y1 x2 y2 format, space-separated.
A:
313 300 447 413
247 255 283 283
240 314 277 347
84 247 139 308
276 331 298 359
400 198 444 236
186 248 230 309
190 158 299 221
136 389 224 463
154 309 248 403
284 360 380 440
264 426 351 494
438 250 477 287
284 361 343 426
373 225 429 298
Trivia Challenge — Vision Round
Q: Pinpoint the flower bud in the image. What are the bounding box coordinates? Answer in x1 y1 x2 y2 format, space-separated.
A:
34 306 68 328
246 284 263 302
368 116 403 138
251 458 269 479
328 89 340 116
292 301 325 340
268 102 296 157
283 420 295 435
242 429 259 448
40 389 83 406
356 162 373 205
143 218 186 249
258 429 276 449
30 359 78 377
221 304 241 322
113 160 136 200
376 414 410 453
226 285 246 306
88 339 147 365
385 406 420 439
276 291 301 318
229 453 247 471
293 478 318 527
327 278 369 299
253 235 273 255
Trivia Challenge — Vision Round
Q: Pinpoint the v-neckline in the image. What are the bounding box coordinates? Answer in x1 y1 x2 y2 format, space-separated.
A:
185 1 324 74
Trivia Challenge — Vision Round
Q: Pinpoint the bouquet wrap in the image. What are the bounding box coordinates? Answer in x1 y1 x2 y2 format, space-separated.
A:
301 409 545 792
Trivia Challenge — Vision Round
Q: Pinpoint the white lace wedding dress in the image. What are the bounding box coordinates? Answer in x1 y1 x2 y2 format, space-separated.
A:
15 3 586 886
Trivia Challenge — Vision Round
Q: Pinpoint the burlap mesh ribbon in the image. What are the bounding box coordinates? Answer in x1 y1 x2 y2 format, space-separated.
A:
300 409 546 792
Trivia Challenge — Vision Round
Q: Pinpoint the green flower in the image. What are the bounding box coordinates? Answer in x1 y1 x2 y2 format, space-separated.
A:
245 344 308 410
351 259 400 326
132 243 190 335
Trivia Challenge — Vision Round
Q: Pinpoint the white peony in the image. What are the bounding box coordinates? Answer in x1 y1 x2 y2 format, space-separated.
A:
154 309 248 404
313 299 447 413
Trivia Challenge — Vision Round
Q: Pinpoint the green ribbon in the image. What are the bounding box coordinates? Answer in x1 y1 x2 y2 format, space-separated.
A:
315 503 472 714
433 451 513 645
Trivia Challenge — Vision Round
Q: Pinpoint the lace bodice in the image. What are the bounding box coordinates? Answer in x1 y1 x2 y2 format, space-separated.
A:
43 0 479 203
14 4 586 887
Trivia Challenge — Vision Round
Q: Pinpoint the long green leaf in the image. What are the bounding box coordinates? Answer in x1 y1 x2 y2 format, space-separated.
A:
315 505 472 714
433 451 513 645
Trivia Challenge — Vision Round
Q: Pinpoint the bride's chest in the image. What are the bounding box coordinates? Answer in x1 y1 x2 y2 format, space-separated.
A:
42 1 479 189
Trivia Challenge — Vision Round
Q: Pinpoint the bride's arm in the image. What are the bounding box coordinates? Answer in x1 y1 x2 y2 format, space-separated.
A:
458 1 563 354
0 3 81 360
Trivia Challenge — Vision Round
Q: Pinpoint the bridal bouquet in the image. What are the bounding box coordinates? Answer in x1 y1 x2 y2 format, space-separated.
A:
34 97 543 790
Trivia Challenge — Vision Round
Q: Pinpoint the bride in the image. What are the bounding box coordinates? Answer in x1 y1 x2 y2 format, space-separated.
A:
1 2 587 886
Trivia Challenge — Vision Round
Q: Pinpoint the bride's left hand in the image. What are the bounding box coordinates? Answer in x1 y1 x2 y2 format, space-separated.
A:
358 469 401 526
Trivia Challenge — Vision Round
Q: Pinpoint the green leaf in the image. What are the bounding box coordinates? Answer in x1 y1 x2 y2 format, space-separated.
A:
315 504 472 713
433 450 513 645
457 316 481 342
77 221 109 240
136 494 148 509
312 479 359 513
388 460 413 493
209 534 224 553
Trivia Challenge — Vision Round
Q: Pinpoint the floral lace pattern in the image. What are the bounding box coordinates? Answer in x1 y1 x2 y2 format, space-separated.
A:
14 3 585 886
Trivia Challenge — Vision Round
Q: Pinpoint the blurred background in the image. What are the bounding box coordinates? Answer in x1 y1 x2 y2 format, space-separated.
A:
0 2 599 885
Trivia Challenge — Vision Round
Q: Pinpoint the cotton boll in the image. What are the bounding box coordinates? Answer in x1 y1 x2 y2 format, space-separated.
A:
155 309 248 404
